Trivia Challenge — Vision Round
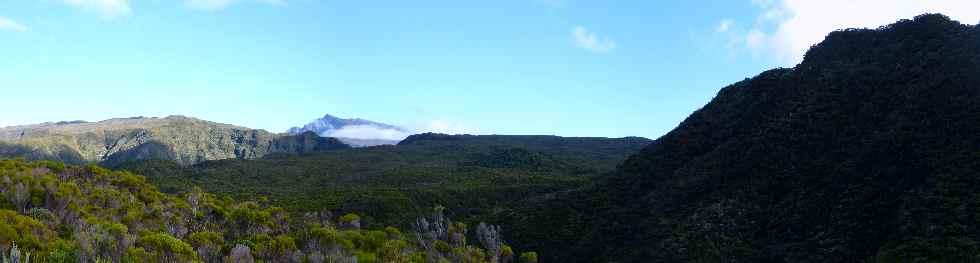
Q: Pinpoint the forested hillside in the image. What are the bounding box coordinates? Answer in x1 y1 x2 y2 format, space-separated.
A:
114 134 651 228
502 14 980 262
0 159 537 263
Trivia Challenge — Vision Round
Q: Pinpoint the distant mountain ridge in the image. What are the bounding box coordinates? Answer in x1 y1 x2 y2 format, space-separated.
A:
287 114 408 146
0 115 350 165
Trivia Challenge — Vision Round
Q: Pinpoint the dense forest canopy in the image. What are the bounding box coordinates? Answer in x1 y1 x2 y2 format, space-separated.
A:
113 134 651 229
501 13 980 262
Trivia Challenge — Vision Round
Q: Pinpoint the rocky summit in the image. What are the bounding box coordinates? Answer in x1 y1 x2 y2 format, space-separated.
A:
0 115 349 165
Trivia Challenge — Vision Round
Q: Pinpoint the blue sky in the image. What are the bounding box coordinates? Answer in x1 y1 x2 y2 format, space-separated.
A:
0 0 977 139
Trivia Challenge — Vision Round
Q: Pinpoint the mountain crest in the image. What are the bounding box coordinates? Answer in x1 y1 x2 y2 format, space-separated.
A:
288 114 408 147
0 116 350 166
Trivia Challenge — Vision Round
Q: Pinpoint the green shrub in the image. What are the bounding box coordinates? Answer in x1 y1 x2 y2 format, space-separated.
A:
519 252 538 263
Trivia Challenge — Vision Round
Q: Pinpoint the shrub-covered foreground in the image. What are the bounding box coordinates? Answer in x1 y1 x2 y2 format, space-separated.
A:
0 159 536 263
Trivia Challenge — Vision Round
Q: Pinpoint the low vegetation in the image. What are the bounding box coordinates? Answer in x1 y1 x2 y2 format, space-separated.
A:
0 159 535 263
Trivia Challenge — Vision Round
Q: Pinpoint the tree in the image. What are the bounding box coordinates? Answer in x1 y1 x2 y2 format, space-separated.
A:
519 252 538 263
189 231 224 263
137 232 197 262
10 183 28 213
339 213 361 230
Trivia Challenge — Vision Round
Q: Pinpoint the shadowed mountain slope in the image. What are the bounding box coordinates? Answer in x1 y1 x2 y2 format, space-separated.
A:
502 14 980 262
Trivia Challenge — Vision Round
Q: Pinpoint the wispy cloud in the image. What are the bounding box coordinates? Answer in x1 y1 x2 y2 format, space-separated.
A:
0 16 28 32
725 0 980 65
186 0 284 11
716 19 734 33
63 0 131 19
572 26 616 53
325 125 411 141
322 119 479 140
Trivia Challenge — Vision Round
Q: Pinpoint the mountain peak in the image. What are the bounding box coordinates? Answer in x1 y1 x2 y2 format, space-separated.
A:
288 114 409 147
799 13 968 69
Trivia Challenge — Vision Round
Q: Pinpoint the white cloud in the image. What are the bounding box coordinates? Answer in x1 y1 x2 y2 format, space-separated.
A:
750 0 776 7
63 0 131 19
745 29 766 49
186 0 283 11
716 19 735 33
0 16 28 32
320 120 479 140
572 26 616 53
324 125 410 141
732 0 980 65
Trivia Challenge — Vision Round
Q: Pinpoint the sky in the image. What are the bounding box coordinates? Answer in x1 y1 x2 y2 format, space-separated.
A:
0 0 978 139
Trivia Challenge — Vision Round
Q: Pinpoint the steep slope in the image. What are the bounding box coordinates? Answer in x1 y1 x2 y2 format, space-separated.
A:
115 134 651 229
0 116 350 165
503 14 980 262
287 114 407 146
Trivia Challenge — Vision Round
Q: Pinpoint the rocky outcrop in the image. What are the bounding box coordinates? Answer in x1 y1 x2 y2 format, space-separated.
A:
0 116 350 165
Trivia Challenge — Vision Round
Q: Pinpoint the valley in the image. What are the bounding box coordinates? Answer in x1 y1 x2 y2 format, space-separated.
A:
0 12 978 263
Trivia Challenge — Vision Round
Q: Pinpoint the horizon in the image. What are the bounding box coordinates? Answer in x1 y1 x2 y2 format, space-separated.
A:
1 1 978 139
0 114 653 140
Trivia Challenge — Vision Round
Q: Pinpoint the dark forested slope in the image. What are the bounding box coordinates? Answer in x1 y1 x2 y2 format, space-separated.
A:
504 14 980 262
115 134 651 229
